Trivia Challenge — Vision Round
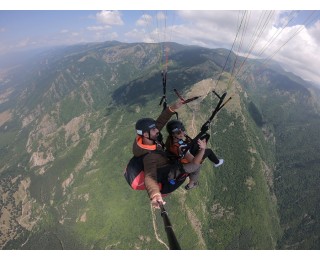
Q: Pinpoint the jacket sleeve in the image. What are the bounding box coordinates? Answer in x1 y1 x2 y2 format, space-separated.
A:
155 107 175 132
143 153 161 199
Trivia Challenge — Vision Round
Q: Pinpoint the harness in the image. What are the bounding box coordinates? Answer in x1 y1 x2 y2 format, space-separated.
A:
124 145 188 194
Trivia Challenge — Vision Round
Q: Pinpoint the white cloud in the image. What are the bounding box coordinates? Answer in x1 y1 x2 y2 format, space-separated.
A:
309 20 320 44
87 25 111 31
175 11 279 50
125 29 153 43
156 11 166 21
136 14 152 27
96 11 123 26
109 32 119 40
272 26 320 83
154 10 320 84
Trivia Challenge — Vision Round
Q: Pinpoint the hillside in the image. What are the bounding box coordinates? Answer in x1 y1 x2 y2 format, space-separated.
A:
0 41 319 249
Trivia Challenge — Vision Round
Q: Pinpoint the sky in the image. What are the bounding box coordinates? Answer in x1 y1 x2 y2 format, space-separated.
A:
1 1 320 85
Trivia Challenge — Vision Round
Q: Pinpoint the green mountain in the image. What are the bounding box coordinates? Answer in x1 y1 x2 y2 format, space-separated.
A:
0 41 319 249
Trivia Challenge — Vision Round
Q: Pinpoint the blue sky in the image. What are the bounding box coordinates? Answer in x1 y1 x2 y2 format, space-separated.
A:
1 1 320 84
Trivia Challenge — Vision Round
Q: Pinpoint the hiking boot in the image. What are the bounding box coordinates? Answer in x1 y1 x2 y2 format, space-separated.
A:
214 159 224 168
185 182 198 190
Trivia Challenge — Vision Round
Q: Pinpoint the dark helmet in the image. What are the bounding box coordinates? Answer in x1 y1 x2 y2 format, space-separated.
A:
135 118 157 135
166 119 185 134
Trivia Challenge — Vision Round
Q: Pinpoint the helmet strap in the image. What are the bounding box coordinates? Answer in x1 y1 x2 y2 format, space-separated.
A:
143 131 164 147
143 131 157 143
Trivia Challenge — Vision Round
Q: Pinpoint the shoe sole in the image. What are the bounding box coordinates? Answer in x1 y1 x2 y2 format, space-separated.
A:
185 182 198 190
